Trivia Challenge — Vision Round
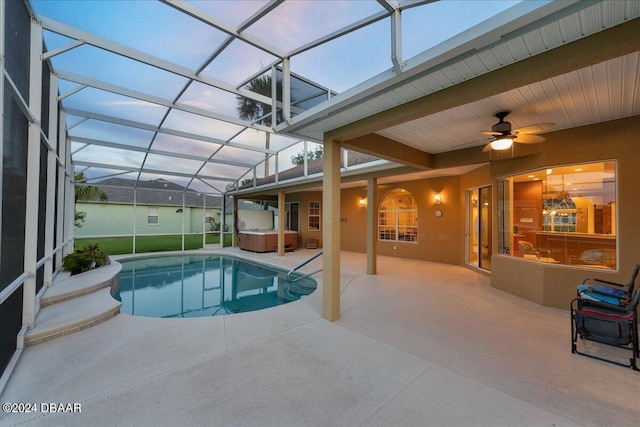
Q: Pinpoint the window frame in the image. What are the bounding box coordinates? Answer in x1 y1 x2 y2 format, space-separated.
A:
308 201 320 231
498 160 617 269
378 189 418 243
147 206 159 225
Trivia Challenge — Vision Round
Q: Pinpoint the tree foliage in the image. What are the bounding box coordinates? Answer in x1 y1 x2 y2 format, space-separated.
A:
237 75 276 177
236 74 289 178
290 146 323 166
74 172 108 227
62 244 110 275
236 75 275 126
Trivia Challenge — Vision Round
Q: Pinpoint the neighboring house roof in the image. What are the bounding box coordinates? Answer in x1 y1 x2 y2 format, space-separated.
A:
239 152 381 189
81 178 227 209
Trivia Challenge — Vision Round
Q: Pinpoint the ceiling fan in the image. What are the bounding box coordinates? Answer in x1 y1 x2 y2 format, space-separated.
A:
480 111 555 152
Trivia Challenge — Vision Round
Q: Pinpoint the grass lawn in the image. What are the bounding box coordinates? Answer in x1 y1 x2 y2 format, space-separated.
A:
75 233 233 255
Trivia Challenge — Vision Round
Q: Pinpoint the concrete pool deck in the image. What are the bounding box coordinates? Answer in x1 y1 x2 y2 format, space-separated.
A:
1 248 638 426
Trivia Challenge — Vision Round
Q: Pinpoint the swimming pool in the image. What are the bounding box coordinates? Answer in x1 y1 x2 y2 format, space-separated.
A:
111 255 317 318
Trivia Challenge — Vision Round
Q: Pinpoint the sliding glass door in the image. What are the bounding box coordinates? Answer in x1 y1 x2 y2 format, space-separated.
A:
467 186 492 270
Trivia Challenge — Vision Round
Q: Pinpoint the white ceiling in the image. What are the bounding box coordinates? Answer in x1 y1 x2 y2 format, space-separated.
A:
281 1 640 161
376 51 640 154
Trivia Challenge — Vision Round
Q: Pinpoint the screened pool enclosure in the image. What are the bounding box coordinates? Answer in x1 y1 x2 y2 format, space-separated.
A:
3 0 639 383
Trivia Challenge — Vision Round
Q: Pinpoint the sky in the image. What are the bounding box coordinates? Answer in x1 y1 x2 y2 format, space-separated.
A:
29 0 523 193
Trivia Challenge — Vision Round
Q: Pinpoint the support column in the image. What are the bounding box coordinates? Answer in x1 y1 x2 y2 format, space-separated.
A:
181 192 185 251
367 177 378 275
232 197 238 247
220 194 226 247
63 152 74 257
132 187 137 254
391 8 403 74
55 110 66 270
282 58 291 122
0 0 4 244
43 73 59 287
23 19 43 327
277 190 285 256
322 136 341 321
202 193 206 249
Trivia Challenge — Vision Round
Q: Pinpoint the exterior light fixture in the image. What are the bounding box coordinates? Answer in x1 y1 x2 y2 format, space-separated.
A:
490 137 513 150
434 191 442 205
359 198 366 208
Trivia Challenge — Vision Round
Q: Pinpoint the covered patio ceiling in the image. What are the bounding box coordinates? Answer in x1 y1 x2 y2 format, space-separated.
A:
29 0 640 196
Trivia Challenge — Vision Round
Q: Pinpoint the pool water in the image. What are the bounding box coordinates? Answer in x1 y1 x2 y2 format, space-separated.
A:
112 255 317 318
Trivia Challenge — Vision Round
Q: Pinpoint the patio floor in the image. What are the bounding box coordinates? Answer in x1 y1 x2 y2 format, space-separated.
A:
1 249 638 426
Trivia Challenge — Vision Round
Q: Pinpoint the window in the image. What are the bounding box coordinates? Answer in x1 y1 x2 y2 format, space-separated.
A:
308 201 320 231
542 197 576 232
498 161 617 269
204 209 214 223
378 189 418 242
147 207 159 225
205 209 218 231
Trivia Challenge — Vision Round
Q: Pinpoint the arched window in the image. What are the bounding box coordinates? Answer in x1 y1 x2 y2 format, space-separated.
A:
378 189 418 242
543 197 577 232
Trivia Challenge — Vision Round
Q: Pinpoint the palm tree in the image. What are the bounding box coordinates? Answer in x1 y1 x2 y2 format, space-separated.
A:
74 172 107 227
236 75 280 178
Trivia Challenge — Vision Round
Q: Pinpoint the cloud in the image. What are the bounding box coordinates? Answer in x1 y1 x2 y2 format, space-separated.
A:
100 100 165 108
179 100 214 109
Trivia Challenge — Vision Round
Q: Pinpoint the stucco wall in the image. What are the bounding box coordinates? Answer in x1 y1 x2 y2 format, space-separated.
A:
237 209 274 231
339 187 367 253
75 204 134 236
75 204 224 236
283 192 323 249
339 176 464 265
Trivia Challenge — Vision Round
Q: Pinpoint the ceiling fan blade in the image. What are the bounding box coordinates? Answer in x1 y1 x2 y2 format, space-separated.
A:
514 134 545 144
513 123 556 134
480 131 501 136
482 143 493 152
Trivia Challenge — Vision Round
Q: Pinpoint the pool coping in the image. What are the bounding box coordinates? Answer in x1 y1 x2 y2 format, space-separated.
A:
113 251 319 318
25 249 321 347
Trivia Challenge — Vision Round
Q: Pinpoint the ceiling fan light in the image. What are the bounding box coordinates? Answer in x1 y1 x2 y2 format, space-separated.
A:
491 137 513 150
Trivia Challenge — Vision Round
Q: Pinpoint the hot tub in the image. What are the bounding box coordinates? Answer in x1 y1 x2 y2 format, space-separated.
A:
238 230 298 253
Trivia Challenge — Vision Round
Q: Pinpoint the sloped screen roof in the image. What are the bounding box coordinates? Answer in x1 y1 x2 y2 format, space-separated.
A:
30 0 521 194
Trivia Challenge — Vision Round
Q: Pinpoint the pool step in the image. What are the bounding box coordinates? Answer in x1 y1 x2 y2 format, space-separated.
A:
41 263 121 306
287 283 316 296
23 263 122 347
24 289 121 347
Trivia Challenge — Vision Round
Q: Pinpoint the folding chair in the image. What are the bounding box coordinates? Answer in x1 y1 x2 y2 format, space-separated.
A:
577 264 639 307
571 284 640 370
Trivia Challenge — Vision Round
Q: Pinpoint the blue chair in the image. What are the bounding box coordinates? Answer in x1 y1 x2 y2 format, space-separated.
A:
577 264 639 307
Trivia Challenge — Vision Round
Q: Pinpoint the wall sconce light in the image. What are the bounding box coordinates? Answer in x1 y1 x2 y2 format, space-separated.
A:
434 191 442 205
359 198 366 208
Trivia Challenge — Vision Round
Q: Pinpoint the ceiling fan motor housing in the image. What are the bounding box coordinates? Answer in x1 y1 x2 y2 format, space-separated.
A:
492 121 511 133
493 111 512 134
